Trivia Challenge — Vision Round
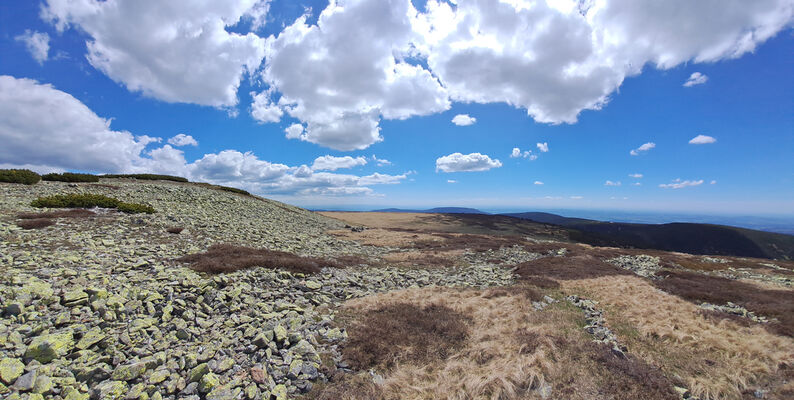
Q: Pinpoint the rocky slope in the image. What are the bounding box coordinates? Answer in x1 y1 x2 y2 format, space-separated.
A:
0 180 517 400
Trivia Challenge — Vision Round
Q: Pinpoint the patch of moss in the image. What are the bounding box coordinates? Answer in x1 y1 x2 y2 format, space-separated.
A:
116 202 156 214
0 169 41 185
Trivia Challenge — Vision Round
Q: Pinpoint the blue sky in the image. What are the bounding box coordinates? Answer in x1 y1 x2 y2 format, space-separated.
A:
1 0 792 216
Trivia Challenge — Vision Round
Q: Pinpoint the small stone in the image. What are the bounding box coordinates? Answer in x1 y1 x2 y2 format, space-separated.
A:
4 303 24 316
199 372 220 393
273 325 287 343
206 388 236 400
112 362 146 381
94 380 128 400
215 358 234 373
304 281 322 290
61 290 89 306
271 384 287 400
32 374 53 394
148 369 169 384
12 369 37 391
250 366 267 384
188 363 210 382
76 328 106 350
0 358 25 384
25 331 75 363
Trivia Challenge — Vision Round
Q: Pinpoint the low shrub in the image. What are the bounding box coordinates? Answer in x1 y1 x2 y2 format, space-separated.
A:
512 255 631 281
166 227 184 234
176 244 339 274
101 173 188 183
587 343 679 400
0 169 41 185
16 218 55 230
116 202 156 214
216 185 250 196
30 194 155 214
41 172 99 182
341 303 470 370
31 193 120 208
481 285 544 301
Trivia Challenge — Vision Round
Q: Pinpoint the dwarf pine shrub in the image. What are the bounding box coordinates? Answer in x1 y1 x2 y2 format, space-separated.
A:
30 194 155 214
0 169 41 185
42 172 100 182
101 174 188 182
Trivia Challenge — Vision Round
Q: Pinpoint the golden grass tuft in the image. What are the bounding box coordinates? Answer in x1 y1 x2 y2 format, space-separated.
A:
560 275 794 399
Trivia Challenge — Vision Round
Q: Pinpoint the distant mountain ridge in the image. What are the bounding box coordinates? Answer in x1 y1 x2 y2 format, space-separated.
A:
371 207 488 214
366 208 793 259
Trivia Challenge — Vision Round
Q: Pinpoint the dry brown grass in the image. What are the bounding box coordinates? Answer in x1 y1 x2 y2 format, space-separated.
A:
176 244 339 274
320 286 681 400
16 218 55 229
380 251 457 268
560 275 794 399
17 209 96 219
328 228 441 248
654 270 794 337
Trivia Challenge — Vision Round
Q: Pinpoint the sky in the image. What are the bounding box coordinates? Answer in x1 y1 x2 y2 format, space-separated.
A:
0 0 792 217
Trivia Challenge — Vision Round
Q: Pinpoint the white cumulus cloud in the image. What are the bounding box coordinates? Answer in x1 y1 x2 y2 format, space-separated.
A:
683 72 708 87
311 155 368 171
284 124 305 139
628 173 643 178
168 134 198 147
15 30 50 64
605 180 622 186
537 142 549 153
250 91 284 123
510 147 536 160
659 178 704 189
0 75 409 197
436 152 502 173
451 114 477 126
534 181 544 185
42 0 267 108
630 142 656 156
689 134 717 144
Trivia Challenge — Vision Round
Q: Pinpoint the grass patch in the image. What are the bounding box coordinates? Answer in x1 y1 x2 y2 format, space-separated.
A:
176 244 339 274
30 194 155 214
16 218 55 230
481 285 544 301
654 270 794 337
0 169 40 185
513 254 632 281
41 172 99 182
341 302 470 370
409 232 528 252
101 173 188 182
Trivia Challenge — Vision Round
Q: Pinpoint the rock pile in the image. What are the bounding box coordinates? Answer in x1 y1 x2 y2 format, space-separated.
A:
565 295 627 358
699 302 772 324
607 255 662 278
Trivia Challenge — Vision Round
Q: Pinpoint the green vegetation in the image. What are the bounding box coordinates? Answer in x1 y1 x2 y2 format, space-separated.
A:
216 185 251 196
42 172 100 182
101 173 188 182
0 169 41 185
30 193 155 214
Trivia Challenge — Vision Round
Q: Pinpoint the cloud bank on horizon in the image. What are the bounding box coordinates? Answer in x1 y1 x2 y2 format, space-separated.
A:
0 0 793 208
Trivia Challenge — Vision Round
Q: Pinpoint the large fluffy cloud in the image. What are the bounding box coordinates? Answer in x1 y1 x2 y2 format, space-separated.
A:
258 0 450 150
42 0 267 107
436 152 502 172
311 155 367 171
0 75 407 197
0 75 154 172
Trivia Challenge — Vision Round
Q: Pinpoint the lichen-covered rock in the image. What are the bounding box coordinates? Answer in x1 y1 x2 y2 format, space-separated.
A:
24 331 74 363
0 358 24 385
111 362 146 381
93 380 128 400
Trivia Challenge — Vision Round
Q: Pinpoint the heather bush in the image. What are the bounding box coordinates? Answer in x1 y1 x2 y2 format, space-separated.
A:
0 169 41 185
42 172 99 182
